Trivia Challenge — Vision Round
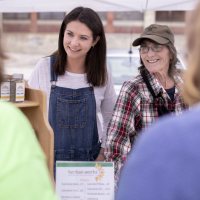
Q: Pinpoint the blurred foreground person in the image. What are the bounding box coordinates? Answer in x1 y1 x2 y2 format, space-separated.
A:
116 3 200 200
0 33 57 200
105 23 188 184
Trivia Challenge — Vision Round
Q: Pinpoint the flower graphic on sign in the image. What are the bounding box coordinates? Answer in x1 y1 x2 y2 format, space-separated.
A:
95 163 104 182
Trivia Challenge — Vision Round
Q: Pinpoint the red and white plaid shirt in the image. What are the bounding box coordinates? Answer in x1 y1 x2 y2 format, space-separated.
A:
105 70 188 183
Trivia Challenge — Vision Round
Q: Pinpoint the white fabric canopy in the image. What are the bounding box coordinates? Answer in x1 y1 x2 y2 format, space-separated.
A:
103 0 198 11
0 0 130 12
0 0 198 12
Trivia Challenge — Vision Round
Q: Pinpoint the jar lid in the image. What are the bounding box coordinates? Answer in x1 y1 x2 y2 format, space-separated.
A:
2 74 11 80
12 73 23 79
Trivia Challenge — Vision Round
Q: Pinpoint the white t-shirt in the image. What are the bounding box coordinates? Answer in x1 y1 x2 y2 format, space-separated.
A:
28 56 117 147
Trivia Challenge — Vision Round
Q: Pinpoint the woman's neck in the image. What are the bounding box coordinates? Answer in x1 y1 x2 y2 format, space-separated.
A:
66 58 86 74
154 72 174 89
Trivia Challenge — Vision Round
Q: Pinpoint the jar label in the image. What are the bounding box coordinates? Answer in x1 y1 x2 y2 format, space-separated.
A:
15 82 25 102
0 81 10 101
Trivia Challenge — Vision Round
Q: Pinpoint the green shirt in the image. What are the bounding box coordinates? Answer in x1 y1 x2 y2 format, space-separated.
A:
0 101 57 200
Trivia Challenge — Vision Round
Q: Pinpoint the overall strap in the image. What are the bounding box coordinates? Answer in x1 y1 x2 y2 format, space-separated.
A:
130 69 172 146
140 69 171 117
50 55 57 82
141 69 157 98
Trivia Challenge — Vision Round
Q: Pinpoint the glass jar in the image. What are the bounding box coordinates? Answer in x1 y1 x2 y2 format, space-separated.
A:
0 74 11 101
10 73 25 102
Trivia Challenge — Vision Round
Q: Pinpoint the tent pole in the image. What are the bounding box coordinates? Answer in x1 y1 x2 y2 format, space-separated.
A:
143 11 156 28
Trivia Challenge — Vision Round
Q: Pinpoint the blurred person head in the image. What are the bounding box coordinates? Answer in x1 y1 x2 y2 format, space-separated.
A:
0 31 5 82
132 24 178 77
183 2 200 106
0 29 58 200
54 6 107 86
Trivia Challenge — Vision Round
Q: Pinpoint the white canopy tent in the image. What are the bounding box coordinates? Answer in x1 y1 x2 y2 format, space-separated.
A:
0 0 132 13
0 0 198 12
102 0 198 11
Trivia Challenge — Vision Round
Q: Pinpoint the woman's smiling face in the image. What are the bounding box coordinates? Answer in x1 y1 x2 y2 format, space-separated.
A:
63 20 96 60
140 40 171 74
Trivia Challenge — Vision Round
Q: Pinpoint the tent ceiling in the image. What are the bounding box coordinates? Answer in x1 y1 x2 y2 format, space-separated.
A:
0 0 198 13
101 0 198 11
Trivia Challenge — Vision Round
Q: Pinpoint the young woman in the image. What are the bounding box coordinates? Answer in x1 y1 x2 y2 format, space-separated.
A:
28 7 116 170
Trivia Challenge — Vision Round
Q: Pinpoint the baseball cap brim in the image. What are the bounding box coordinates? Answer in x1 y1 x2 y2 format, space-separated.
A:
132 35 169 46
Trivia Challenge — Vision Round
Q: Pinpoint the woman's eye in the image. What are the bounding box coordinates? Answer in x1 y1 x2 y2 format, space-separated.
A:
66 32 73 37
155 45 162 49
80 36 88 40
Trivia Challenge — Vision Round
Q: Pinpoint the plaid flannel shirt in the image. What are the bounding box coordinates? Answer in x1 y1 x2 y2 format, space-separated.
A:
105 70 188 183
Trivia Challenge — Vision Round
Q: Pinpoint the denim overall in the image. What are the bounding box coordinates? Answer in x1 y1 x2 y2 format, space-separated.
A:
48 57 101 175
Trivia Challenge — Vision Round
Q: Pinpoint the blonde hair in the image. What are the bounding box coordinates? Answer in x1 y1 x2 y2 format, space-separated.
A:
183 2 200 105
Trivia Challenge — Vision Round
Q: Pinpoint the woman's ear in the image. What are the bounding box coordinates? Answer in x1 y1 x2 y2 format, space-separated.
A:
92 36 100 47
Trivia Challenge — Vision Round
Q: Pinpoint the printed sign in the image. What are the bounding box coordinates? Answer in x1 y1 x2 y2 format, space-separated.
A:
56 161 114 200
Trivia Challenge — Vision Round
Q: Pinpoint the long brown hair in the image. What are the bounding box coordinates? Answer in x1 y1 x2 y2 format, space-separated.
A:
183 2 200 105
52 7 107 86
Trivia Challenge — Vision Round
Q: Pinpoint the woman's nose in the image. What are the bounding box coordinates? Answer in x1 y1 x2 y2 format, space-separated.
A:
147 47 156 56
70 37 79 46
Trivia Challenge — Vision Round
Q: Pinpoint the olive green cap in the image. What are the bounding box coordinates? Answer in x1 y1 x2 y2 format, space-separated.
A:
132 24 174 46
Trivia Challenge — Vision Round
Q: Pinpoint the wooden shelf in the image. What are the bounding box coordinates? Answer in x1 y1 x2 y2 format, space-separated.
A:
14 100 39 108
15 87 54 180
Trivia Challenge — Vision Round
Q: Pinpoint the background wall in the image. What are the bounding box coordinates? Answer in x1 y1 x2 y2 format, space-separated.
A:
2 32 186 79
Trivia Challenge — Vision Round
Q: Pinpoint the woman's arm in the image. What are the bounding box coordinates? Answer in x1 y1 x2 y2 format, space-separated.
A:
105 81 138 182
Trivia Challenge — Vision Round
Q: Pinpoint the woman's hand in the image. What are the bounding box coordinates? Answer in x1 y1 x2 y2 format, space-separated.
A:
95 148 105 161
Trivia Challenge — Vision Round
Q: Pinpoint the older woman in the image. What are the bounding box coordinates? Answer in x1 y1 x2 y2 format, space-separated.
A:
116 3 200 199
105 24 188 184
